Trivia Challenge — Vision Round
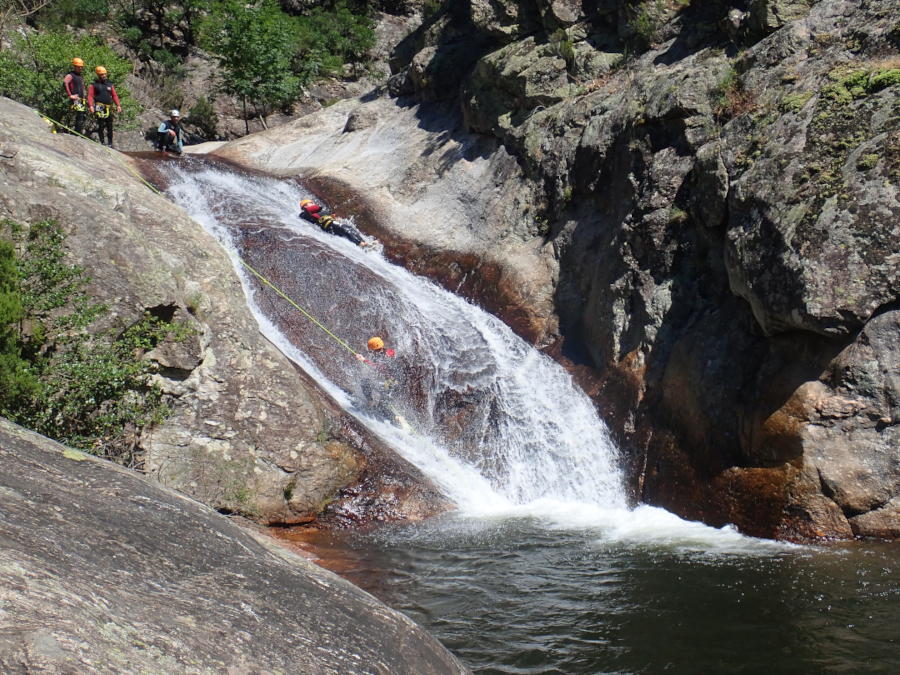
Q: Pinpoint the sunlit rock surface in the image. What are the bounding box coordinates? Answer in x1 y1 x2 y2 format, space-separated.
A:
0 417 468 674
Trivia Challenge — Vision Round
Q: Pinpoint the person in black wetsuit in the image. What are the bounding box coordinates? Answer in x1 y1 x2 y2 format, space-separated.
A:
63 57 86 134
87 66 122 147
299 199 371 247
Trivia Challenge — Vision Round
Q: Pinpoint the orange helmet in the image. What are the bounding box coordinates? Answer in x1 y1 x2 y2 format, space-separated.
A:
367 336 384 351
300 199 312 207
72 57 84 67
95 66 107 76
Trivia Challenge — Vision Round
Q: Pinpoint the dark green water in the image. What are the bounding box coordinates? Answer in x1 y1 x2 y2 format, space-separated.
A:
299 515 899 674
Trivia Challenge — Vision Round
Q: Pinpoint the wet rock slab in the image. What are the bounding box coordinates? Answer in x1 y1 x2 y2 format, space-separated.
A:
0 417 468 674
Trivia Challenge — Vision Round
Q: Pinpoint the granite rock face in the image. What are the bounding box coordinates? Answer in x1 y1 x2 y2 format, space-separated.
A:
0 96 444 526
209 0 899 539
0 417 468 674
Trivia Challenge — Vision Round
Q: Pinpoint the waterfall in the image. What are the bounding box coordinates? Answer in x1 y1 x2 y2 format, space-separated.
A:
164 160 627 515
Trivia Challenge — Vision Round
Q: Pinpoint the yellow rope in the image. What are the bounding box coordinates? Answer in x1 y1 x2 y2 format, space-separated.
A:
238 259 360 357
39 110 364 360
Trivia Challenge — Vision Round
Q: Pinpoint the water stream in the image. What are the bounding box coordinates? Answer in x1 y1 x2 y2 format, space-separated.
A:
163 159 899 673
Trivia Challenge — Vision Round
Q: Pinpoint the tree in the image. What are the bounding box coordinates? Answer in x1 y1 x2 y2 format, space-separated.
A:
200 0 300 132
294 0 375 82
0 0 53 37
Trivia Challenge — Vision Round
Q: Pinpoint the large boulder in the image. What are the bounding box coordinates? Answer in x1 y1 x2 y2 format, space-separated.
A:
0 417 468 673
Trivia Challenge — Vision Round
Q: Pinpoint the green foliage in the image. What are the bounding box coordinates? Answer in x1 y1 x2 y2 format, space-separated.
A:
856 153 879 170
781 91 814 113
712 64 755 121
0 239 39 411
549 29 575 72
35 0 110 28
187 95 218 139
422 0 443 20
824 66 900 103
293 0 376 82
629 0 663 49
0 220 185 464
0 31 138 126
112 0 212 58
200 0 301 117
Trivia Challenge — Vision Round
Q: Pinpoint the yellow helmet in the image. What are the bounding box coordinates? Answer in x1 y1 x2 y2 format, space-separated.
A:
300 199 312 207
72 57 84 67
367 336 384 351
95 66 107 76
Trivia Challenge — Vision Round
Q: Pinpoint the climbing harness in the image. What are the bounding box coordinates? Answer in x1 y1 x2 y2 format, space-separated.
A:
93 102 110 118
71 98 86 113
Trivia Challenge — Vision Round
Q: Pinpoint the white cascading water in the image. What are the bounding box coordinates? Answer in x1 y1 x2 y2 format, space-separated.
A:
164 160 779 550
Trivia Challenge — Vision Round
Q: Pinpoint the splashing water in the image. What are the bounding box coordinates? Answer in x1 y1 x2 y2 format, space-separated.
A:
162 159 778 549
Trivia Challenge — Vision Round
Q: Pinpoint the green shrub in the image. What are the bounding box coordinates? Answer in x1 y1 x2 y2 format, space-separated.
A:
200 0 301 118
293 0 376 81
187 95 218 139
35 0 110 28
0 31 139 128
630 0 663 49
824 66 900 103
781 91 814 112
713 64 755 120
0 239 39 411
0 219 184 463
549 28 575 72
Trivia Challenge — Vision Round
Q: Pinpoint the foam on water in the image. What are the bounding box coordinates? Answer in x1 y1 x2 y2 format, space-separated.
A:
164 161 780 552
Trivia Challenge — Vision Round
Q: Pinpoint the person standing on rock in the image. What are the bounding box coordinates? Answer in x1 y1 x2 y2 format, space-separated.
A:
87 66 122 147
299 199 371 247
157 109 184 155
63 57 86 134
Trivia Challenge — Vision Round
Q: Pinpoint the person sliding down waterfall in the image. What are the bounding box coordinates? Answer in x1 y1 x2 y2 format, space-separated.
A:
355 336 407 425
299 199 372 248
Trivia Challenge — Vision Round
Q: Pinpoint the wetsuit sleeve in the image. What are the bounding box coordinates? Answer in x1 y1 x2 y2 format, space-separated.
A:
157 122 169 133
87 84 95 108
110 85 121 107
64 74 75 97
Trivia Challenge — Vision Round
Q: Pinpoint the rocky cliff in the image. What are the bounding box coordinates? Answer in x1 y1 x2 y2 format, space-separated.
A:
0 417 467 673
209 0 898 539
0 95 446 527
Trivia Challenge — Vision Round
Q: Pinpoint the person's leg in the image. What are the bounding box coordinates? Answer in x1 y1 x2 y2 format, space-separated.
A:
74 111 85 135
106 117 114 147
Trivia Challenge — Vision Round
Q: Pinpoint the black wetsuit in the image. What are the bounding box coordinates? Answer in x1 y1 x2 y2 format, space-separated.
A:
299 210 365 246
89 79 117 146
63 70 85 133
156 119 183 154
